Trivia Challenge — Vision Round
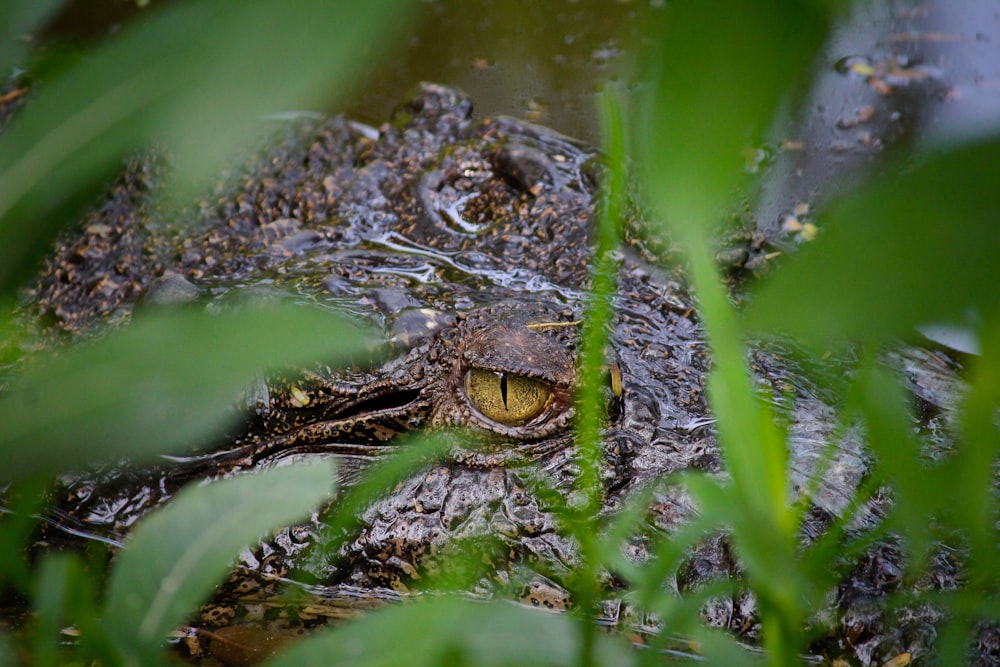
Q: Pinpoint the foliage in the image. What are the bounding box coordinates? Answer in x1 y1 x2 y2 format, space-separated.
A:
0 0 998 666
264 596 635 667
0 305 374 477
104 462 335 667
0 0 414 289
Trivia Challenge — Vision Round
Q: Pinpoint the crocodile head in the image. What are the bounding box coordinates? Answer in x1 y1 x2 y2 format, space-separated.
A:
37 84 879 639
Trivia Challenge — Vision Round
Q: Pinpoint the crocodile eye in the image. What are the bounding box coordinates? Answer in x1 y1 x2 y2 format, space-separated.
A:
464 368 553 426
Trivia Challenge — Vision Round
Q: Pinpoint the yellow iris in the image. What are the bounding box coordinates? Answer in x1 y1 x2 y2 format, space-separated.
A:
464 368 552 426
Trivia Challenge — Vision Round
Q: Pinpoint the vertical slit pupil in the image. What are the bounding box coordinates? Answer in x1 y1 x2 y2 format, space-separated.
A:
499 371 508 408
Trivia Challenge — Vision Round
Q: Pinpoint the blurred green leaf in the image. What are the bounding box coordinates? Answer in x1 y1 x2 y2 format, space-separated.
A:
629 485 724 612
634 3 839 662
263 596 635 667
637 577 752 667
300 431 455 585
849 361 937 563
745 138 1000 344
950 316 1000 571
0 0 66 76
316 432 454 545
0 0 414 291
708 362 793 534
635 0 836 557
103 460 334 666
0 478 48 590
0 304 372 478
597 480 669 581
637 0 830 230
691 626 761 667
32 554 95 667
0 633 11 667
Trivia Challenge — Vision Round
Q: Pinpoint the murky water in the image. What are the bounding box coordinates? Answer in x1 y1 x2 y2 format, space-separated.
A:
339 0 662 144
755 1 1000 238
45 1 1000 155
44 0 661 145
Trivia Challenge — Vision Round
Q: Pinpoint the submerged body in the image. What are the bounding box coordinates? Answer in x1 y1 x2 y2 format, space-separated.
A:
25 85 962 662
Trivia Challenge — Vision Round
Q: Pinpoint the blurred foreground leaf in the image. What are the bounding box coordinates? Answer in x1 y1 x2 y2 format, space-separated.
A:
0 479 48 591
0 0 414 291
263 596 635 667
317 432 455 542
103 460 333 666
638 0 829 229
31 553 103 667
0 304 371 478
937 317 1000 664
850 362 937 562
0 0 66 76
950 318 1000 560
635 2 837 663
745 138 1000 344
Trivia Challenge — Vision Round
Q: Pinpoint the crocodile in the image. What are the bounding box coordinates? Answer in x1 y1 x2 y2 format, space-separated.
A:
17 84 966 663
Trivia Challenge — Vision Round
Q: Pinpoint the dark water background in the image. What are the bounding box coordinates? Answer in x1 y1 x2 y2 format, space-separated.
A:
39 0 1000 233
43 0 661 145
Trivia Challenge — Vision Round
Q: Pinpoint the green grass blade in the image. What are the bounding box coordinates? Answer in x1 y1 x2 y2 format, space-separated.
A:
637 0 830 229
30 555 72 667
575 89 625 515
952 316 1000 579
103 460 334 666
314 432 455 551
0 479 49 591
745 138 1000 345
849 360 937 564
31 554 92 667
562 87 627 667
262 597 635 667
0 304 372 478
0 0 66 75
635 3 839 661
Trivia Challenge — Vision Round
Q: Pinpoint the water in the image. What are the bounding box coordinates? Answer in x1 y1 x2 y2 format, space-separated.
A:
43 1 1000 159
44 0 662 146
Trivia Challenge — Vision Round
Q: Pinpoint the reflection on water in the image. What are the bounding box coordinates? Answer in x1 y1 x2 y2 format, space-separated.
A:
753 1 1000 238
41 0 1000 228
44 0 662 146
342 0 662 145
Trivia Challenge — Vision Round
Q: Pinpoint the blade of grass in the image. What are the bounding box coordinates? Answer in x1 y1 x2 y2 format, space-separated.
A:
850 360 937 566
639 579 754 667
576 88 626 515
596 480 673 581
103 460 334 666
262 596 636 667
630 477 731 611
636 0 830 230
950 315 1000 571
636 2 835 662
745 138 1000 346
0 478 49 591
314 432 455 549
566 87 627 667
0 304 372 478
0 0 66 75
934 314 1000 665
31 553 97 667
